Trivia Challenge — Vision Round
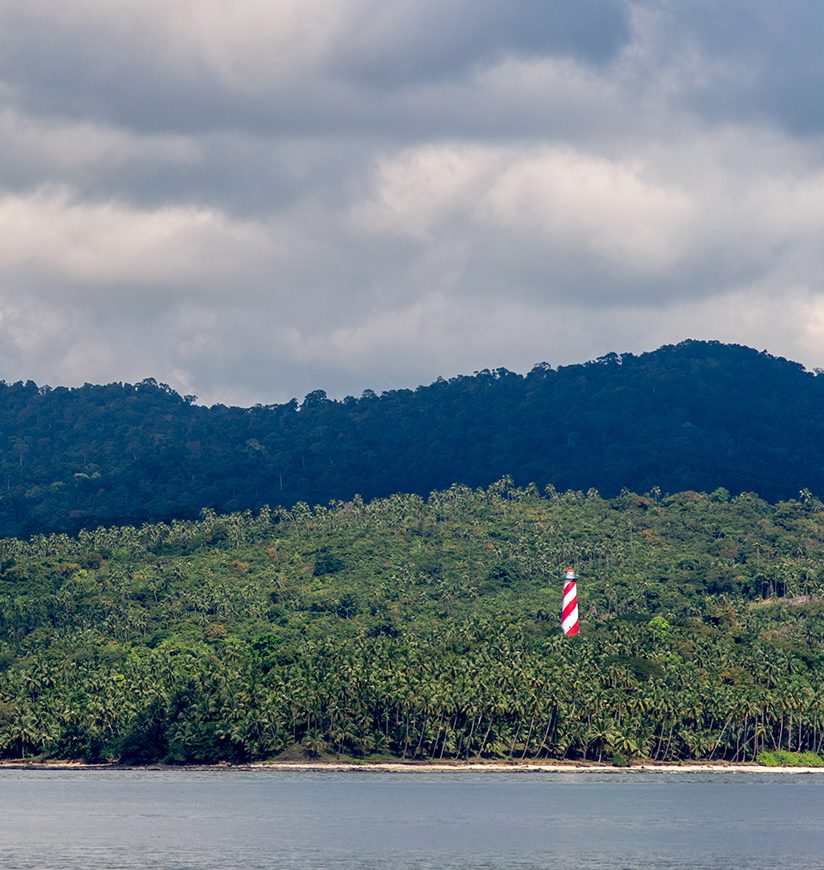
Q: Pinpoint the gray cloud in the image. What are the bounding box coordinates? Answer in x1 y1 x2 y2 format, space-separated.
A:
0 1 631 133
637 0 824 135
0 0 822 405
331 0 631 86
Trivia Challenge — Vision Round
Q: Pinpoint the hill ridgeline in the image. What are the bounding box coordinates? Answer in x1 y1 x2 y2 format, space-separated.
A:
0 339 821 537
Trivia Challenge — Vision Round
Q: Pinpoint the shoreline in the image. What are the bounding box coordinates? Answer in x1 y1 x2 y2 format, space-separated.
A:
1 759 822 774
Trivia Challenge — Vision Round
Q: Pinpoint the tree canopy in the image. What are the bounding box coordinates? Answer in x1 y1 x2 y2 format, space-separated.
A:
0 481 821 764
0 340 822 538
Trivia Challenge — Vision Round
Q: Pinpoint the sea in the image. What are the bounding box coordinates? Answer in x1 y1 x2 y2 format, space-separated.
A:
1 768 822 869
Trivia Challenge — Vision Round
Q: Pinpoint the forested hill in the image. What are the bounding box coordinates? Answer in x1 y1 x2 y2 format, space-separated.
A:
0 483 822 764
1 339 822 537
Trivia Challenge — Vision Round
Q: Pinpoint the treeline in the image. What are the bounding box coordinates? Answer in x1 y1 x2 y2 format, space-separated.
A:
0 340 823 537
0 481 822 764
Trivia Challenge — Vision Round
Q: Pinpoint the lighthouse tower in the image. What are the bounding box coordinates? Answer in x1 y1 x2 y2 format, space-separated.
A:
562 567 580 636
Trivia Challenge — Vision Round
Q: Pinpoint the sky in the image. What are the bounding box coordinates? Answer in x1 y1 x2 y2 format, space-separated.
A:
1 0 823 406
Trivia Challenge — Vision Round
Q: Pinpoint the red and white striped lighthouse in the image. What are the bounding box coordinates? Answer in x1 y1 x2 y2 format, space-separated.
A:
562 567 579 636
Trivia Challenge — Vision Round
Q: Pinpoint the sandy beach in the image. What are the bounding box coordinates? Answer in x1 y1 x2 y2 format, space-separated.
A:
252 761 824 774
2 759 822 773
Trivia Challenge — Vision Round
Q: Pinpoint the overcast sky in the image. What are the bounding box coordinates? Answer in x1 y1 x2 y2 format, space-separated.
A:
1 0 823 405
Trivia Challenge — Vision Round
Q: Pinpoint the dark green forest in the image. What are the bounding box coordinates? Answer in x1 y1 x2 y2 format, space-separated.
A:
1 340 823 538
1 482 822 764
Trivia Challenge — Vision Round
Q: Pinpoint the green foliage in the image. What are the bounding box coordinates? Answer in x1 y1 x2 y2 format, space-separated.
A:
0 480 821 764
487 562 522 586
647 615 672 639
603 655 665 682
0 341 822 538
312 549 345 576
757 750 824 767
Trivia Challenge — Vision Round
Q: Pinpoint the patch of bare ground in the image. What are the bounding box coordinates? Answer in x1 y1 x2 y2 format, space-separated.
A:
750 595 820 608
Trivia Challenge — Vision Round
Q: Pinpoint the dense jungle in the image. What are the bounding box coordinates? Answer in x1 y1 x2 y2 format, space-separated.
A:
1 340 822 538
1 481 822 765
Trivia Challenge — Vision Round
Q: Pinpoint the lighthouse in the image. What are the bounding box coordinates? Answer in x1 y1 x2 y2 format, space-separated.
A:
562 567 580 636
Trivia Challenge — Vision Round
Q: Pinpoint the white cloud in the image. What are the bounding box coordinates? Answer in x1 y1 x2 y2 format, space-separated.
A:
481 148 693 273
0 188 275 290
0 0 822 402
350 145 499 240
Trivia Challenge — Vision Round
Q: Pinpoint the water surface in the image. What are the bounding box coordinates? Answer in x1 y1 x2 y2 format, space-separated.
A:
1 769 822 868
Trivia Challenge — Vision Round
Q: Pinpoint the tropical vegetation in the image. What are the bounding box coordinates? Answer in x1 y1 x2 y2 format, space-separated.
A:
1 340 822 538
1 480 822 765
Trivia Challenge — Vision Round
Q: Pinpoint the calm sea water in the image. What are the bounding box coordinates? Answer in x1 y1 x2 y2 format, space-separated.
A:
1 769 822 869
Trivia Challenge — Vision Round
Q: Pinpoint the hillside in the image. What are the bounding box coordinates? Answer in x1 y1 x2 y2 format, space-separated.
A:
0 482 822 764
0 340 822 537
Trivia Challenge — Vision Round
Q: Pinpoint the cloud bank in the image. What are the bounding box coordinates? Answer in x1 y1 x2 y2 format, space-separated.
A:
0 0 822 404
